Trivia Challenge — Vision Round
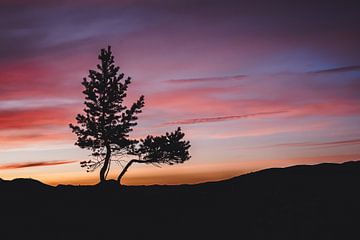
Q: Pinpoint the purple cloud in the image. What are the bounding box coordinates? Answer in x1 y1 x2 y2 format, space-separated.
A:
309 65 360 74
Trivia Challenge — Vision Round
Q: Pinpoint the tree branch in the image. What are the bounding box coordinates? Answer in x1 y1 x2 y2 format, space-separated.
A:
117 159 149 184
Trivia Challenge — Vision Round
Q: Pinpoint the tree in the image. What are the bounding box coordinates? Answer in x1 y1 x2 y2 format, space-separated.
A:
70 46 191 185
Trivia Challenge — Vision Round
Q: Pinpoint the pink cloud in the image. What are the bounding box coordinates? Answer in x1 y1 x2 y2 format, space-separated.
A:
209 122 329 139
165 74 247 84
164 111 287 125
264 138 360 149
288 100 360 117
0 107 75 130
145 71 360 125
0 59 82 100
146 86 243 115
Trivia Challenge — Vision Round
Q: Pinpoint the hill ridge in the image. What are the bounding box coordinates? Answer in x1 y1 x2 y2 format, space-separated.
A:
1 159 359 190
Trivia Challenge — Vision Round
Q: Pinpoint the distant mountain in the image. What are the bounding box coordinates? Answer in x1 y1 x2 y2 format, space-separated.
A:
203 160 360 189
1 160 359 240
0 177 53 191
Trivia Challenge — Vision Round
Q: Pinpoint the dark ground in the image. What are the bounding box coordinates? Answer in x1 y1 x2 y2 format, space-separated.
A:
1 160 360 240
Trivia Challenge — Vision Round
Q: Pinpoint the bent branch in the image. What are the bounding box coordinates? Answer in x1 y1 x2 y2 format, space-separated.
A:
117 159 149 185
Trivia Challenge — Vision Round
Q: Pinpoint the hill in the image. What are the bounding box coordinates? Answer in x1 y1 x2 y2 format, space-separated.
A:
1 160 360 239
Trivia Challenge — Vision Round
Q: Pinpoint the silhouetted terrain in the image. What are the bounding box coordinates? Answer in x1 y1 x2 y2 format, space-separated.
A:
1 160 360 240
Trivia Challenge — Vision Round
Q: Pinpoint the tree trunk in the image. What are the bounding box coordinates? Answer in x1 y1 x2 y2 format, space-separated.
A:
99 144 111 183
117 159 145 185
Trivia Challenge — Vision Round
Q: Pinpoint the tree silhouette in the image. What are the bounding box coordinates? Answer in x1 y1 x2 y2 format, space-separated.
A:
70 46 191 185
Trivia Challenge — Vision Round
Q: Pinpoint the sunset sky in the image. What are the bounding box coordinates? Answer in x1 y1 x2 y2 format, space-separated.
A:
0 0 359 186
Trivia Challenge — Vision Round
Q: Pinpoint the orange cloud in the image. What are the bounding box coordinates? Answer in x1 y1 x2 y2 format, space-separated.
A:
0 160 77 170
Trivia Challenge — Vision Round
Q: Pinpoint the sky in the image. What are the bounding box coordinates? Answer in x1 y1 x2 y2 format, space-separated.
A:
0 0 359 186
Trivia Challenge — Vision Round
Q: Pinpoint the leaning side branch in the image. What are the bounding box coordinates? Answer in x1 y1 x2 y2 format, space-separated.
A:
117 127 191 184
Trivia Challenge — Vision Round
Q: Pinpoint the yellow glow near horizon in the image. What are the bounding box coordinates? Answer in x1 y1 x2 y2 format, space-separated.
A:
2 154 359 186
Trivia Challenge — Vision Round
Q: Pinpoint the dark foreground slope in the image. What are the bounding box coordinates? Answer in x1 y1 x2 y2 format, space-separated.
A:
1 161 360 240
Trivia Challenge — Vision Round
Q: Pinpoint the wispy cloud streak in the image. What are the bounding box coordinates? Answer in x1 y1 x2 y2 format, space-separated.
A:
260 138 360 149
164 111 288 125
165 75 247 84
309 65 360 74
0 160 77 170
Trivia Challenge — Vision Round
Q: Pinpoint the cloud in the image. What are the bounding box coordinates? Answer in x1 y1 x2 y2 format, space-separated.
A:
0 131 73 150
0 59 83 100
289 100 360 117
0 107 76 130
145 75 360 130
0 98 79 111
262 138 360 149
165 74 247 84
146 86 244 115
0 160 77 170
209 122 328 139
309 65 360 74
164 110 288 125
